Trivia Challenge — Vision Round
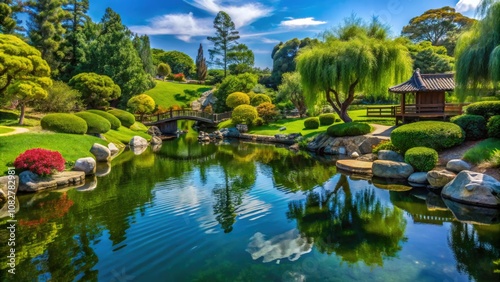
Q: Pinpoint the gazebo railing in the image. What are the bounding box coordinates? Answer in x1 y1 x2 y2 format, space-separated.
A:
367 103 468 117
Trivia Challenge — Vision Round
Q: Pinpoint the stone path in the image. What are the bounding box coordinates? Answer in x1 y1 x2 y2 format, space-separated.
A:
366 124 395 139
0 126 29 136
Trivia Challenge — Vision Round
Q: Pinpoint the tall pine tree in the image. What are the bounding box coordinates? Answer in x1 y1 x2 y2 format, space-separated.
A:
0 0 25 35
207 11 240 77
26 0 68 77
132 34 156 76
196 43 207 81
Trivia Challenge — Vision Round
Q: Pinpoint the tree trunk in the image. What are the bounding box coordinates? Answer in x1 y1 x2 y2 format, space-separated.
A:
325 79 359 123
19 103 25 125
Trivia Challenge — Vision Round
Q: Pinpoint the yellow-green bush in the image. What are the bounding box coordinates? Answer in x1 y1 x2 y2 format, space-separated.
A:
74 112 111 134
87 109 121 130
232 105 258 125
108 109 136 127
226 92 250 108
41 113 87 134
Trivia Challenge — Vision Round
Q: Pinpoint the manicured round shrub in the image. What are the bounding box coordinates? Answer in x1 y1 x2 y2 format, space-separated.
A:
319 113 335 126
404 147 438 172
487 115 500 138
232 105 258 125
226 92 250 109
327 122 371 137
465 101 500 120
130 121 148 132
108 109 136 127
256 102 278 122
14 148 65 176
391 121 465 152
74 112 111 134
304 117 320 129
251 94 272 106
41 113 87 134
87 109 121 130
450 114 487 140
253 117 265 126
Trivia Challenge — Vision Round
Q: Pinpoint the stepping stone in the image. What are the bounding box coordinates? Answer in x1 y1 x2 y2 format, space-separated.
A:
336 159 372 174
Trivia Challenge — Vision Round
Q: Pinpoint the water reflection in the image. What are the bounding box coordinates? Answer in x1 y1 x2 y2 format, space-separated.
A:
246 229 313 263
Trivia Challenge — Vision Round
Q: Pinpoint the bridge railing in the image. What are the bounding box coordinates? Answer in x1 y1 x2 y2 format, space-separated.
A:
139 110 232 124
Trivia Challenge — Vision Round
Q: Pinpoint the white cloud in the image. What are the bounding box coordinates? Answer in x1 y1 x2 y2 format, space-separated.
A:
184 0 273 28
455 0 482 12
279 17 327 28
130 12 213 42
261 37 280 44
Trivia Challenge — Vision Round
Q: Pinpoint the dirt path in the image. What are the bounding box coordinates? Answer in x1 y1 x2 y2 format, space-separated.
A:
367 124 395 139
0 127 30 137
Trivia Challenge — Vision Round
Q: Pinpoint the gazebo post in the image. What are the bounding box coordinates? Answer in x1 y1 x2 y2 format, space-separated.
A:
401 92 406 123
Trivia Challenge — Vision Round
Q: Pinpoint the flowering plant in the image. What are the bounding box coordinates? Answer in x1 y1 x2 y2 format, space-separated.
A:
173 73 185 81
14 148 65 176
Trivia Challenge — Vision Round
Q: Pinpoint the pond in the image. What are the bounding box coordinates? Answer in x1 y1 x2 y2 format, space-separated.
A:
1 127 499 281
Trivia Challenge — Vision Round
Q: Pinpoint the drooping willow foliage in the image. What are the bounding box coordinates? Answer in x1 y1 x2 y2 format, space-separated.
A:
455 0 500 100
296 18 412 122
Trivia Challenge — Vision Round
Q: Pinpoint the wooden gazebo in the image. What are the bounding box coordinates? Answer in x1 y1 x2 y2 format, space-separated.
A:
366 69 465 124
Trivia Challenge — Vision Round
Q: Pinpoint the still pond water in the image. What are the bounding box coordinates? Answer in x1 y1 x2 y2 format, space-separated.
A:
1 128 499 282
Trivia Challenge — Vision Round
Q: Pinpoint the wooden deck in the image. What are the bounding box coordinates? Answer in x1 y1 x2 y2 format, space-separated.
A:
366 104 467 124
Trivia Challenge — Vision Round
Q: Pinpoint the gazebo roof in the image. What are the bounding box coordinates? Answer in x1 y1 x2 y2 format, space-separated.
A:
389 69 455 93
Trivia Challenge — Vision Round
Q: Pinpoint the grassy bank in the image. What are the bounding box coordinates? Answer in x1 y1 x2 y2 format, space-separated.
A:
463 138 500 164
145 81 212 108
103 126 151 145
0 126 14 134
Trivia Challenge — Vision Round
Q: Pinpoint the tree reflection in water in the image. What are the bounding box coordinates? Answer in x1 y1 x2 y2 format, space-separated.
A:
287 174 407 266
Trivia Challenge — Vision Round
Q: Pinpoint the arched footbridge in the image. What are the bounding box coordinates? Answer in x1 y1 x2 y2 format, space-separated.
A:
140 110 232 134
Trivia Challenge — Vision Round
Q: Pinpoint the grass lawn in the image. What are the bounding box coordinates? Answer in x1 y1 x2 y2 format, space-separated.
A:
348 109 395 126
103 126 151 145
463 138 500 164
0 109 40 127
0 126 15 134
145 80 213 108
0 132 108 174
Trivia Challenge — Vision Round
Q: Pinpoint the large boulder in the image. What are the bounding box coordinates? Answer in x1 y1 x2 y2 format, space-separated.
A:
372 160 414 179
442 170 500 208
19 171 85 192
0 175 18 202
359 137 382 154
377 150 404 162
90 143 111 162
73 157 96 175
446 159 472 173
108 142 119 155
427 170 456 188
129 136 148 147
150 136 162 145
408 172 429 187
147 126 162 137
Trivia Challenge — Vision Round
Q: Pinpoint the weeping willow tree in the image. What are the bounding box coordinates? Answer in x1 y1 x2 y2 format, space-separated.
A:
455 0 500 100
296 18 412 122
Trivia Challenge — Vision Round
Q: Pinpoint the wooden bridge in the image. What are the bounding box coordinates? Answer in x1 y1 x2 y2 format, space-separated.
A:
139 110 232 134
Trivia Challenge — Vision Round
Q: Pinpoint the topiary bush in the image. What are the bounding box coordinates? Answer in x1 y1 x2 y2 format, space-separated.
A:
232 105 258 125
450 114 487 140
74 112 111 134
130 121 148 132
14 148 65 176
465 101 500 120
226 92 250 109
87 109 121 130
41 113 88 134
391 121 465 152
487 115 500 138
108 109 136 127
250 94 272 106
404 147 438 172
327 122 371 137
319 113 335 126
304 117 320 129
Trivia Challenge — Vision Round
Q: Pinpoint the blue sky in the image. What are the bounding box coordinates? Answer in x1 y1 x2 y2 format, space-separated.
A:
87 0 482 68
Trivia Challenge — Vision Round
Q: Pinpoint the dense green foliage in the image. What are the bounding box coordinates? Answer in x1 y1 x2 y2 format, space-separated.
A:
303 117 320 129
0 34 52 125
227 43 254 75
153 50 194 77
74 112 111 134
157 63 171 79
391 121 465 152
68 72 121 108
87 109 121 129
34 81 82 113
465 101 500 120
405 40 454 73
404 147 438 172
108 109 136 127
270 38 317 87
196 44 207 81
41 113 88 134
231 105 258 125
463 138 500 164
327 122 371 137
214 73 258 112
127 94 155 120
129 121 148 132
256 102 278 123
319 113 335 126
133 34 156 77
487 115 500 138
0 0 24 34
207 11 240 77
250 94 272 106
277 72 307 117
226 92 250 108
297 18 412 122
455 2 500 99
450 114 488 140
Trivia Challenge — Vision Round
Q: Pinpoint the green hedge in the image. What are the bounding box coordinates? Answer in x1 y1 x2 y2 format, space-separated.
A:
450 114 487 140
232 105 258 125
391 121 465 152
130 121 148 132
108 109 136 127
304 117 320 129
87 109 121 130
41 113 88 134
74 112 111 134
404 147 438 172
465 101 500 120
487 115 500 138
319 113 335 126
327 122 371 137
250 94 272 106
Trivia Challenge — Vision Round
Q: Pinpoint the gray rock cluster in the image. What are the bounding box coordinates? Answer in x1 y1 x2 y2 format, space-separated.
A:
307 133 383 156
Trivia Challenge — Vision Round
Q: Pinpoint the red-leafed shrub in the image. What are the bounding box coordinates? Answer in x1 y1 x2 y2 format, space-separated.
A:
14 148 65 176
173 73 186 81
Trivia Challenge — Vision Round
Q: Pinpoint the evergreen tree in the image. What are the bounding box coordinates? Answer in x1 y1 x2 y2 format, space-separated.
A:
133 34 156 76
207 11 240 77
26 0 68 78
227 43 254 75
196 43 207 81
0 0 25 35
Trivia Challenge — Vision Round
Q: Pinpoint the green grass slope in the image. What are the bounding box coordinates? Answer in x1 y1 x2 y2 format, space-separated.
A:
144 81 212 108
